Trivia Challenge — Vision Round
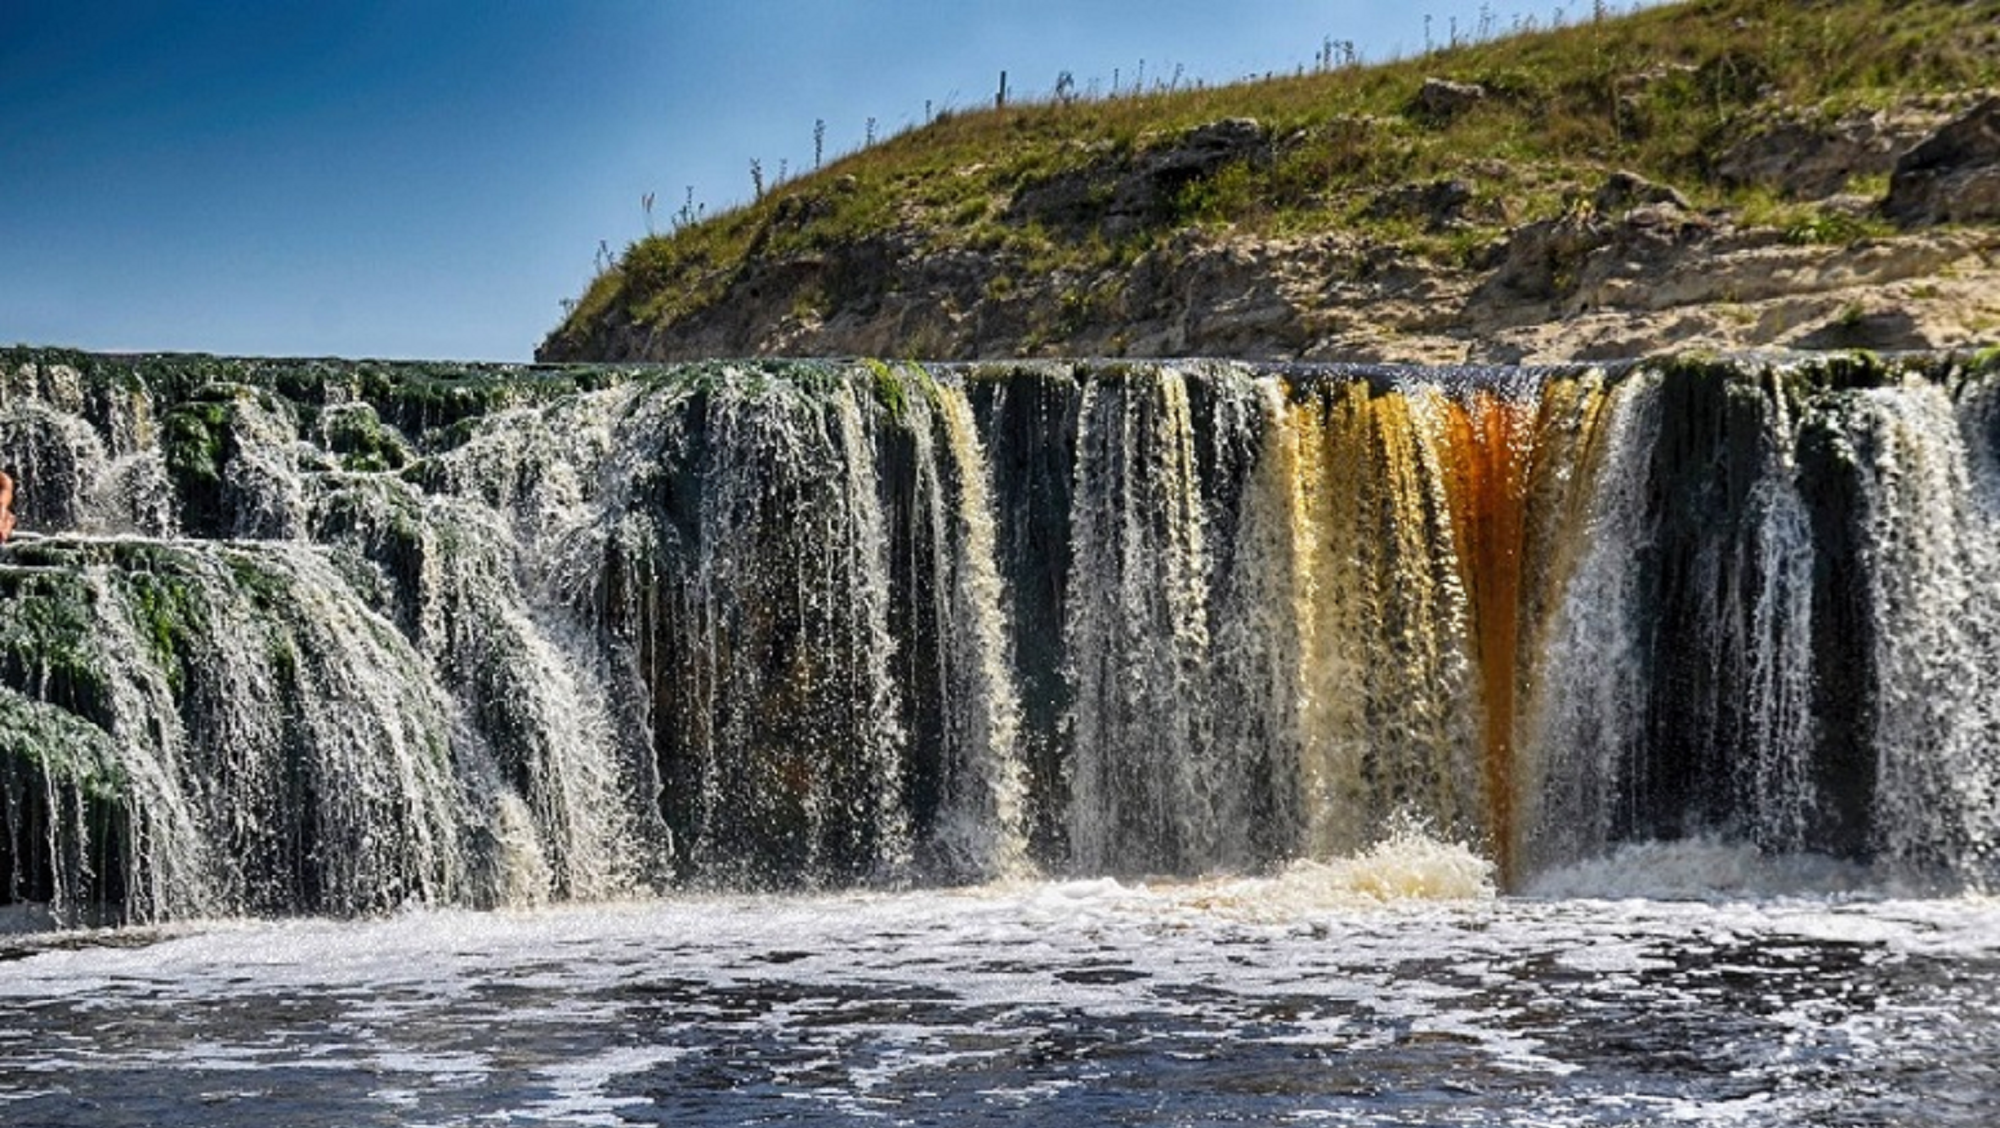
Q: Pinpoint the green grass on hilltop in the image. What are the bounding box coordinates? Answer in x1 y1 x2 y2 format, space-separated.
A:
549 0 2000 354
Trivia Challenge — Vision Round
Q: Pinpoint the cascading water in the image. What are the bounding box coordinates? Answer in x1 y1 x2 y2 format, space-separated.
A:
4 346 1999 927
1064 364 1226 874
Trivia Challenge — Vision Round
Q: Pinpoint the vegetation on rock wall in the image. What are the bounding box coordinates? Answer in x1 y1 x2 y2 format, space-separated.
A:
541 0 2000 364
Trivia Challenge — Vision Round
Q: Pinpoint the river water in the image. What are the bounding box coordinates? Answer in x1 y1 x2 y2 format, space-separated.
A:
8 353 2000 1123
4 838 1996 1127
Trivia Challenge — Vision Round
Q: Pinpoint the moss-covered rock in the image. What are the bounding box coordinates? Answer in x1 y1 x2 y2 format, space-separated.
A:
318 402 416 472
0 687 129 920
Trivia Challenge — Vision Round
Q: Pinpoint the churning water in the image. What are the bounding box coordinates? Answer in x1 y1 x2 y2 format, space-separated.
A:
4 348 2000 1124
4 839 1998 1126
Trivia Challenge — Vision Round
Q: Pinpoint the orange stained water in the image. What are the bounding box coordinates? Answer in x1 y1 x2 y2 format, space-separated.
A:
1439 390 1539 889
1285 383 1479 860
1266 376 1614 885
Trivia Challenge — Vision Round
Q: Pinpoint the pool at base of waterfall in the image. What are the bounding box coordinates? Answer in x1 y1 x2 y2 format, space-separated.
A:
3 839 1997 1128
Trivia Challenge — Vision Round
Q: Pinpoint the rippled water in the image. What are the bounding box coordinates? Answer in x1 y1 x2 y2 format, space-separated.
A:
3 843 1997 1127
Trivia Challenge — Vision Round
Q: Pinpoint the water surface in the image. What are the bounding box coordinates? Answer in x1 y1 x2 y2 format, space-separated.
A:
5 844 1996 1127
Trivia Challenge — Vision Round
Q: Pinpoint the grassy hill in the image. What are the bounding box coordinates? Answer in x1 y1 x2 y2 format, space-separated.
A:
541 0 2000 364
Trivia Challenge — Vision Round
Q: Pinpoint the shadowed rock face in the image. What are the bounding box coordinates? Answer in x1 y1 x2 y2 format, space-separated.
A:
1006 118 1274 240
4 348 2000 924
1885 97 2000 225
1717 106 1941 200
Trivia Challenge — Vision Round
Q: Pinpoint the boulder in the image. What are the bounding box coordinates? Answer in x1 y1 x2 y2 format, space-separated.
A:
1593 170 1690 214
1883 97 2000 225
1716 108 1938 199
1364 178 1475 230
1413 78 1487 122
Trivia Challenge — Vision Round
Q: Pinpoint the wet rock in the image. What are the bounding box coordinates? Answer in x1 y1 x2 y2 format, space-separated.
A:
1883 97 2000 225
163 384 307 539
320 402 414 473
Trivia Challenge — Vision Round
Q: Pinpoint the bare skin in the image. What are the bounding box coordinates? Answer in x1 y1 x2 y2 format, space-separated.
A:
0 471 15 544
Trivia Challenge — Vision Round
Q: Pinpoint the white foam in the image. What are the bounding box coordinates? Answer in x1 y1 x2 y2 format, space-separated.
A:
517 1045 686 1125
6 878 2000 1128
1132 826 1496 923
1522 837 1880 901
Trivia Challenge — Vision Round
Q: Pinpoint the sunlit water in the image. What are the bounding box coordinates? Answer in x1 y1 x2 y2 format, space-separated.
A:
4 839 1997 1128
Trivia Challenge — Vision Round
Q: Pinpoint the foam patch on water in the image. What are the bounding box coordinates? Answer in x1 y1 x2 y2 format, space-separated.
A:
4 884 2000 1127
520 1045 688 1125
1159 827 1497 920
1522 837 1882 901
956 827 1497 926
1291 827 1499 901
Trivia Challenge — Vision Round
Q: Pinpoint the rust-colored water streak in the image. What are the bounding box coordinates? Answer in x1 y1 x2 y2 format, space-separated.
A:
1273 377 1616 885
1439 390 1538 888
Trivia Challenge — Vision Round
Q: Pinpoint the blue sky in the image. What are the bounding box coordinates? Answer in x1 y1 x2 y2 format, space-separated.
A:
3 2 1661 362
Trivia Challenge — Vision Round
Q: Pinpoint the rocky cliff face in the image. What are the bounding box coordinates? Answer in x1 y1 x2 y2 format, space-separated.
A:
541 97 2000 366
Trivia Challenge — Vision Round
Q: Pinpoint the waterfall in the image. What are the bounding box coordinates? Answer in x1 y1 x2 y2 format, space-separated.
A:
1064 363 1226 874
1840 378 2000 882
1282 378 1480 861
921 376 1030 879
4 347 1999 925
1517 371 1656 872
0 539 467 921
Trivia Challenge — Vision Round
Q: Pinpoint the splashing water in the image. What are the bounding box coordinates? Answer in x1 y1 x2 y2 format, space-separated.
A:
5 349 2000 927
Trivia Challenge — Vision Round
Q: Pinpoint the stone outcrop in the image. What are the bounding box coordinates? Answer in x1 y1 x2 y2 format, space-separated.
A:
550 224 1998 369
1364 178 1478 230
1717 106 1946 198
1593 170 1691 214
1884 97 2000 225
1413 78 1488 122
1007 117 1271 239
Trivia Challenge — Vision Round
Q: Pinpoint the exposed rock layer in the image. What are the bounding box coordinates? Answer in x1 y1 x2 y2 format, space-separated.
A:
541 99 2000 366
